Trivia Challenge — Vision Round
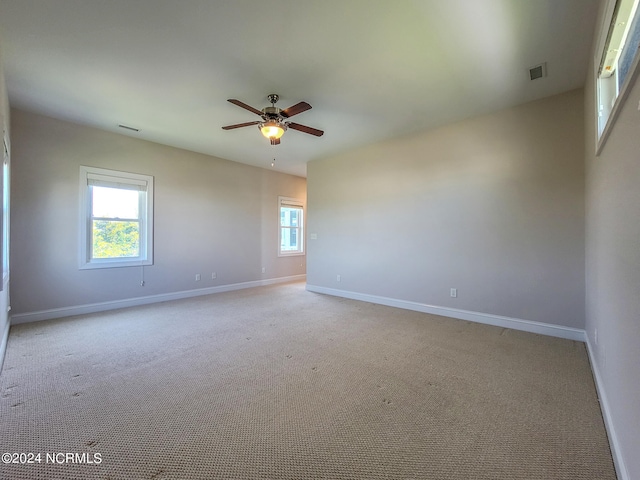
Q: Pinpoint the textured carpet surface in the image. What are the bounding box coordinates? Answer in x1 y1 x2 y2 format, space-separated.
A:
0 282 616 479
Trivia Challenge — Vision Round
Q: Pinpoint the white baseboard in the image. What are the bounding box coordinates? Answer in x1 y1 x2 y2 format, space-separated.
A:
0 317 9 373
306 284 630 478
305 284 586 342
7 279 628 479
585 337 629 480
10 275 306 325
0 274 10 372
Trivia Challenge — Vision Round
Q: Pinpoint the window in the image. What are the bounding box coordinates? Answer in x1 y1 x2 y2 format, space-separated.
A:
79 166 153 269
278 196 304 256
2 135 9 287
596 0 640 147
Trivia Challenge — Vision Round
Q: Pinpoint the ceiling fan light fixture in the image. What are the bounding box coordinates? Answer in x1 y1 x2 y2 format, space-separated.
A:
260 120 285 139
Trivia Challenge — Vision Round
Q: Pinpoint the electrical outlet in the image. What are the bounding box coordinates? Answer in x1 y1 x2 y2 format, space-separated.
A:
211 272 217 279
261 267 266 274
337 274 341 282
195 274 201 281
594 328 598 346
450 288 457 298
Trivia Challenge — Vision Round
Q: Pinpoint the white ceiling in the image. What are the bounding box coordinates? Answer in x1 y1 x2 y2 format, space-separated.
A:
0 0 599 177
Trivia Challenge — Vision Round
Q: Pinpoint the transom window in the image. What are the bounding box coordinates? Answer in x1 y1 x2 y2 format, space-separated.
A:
79 166 153 269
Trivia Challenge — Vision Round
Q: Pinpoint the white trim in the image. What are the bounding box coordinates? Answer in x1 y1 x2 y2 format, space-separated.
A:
597 46 640 154
11 275 306 324
7 279 627 480
585 337 630 480
0 273 10 373
79 165 154 270
0 312 9 374
595 0 640 154
305 285 586 342
594 0 619 65
2 132 10 287
308 285 631 475
278 196 305 257
592 0 616 154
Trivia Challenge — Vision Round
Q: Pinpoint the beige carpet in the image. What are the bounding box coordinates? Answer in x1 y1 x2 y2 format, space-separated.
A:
0 281 616 479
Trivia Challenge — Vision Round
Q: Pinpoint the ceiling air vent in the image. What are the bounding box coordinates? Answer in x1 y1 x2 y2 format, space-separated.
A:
529 63 547 81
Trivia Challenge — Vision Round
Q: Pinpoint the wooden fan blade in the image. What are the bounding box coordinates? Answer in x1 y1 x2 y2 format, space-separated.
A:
221 121 260 130
280 101 312 118
288 122 324 137
270 137 281 146
227 99 263 116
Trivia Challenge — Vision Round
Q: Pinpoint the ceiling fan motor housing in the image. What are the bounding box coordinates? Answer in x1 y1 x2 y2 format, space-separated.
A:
260 102 287 138
262 106 281 118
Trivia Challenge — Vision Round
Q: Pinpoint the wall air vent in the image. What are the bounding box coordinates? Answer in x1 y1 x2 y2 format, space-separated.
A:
529 63 547 81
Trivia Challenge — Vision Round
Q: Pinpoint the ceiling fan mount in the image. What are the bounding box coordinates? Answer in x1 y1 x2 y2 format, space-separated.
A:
222 94 324 145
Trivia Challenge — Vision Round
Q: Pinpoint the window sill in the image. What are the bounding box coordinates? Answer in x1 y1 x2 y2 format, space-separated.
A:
80 259 152 270
278 252 305 258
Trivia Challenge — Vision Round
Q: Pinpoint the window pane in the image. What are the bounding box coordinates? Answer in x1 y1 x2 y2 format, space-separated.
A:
597 0 640 139
92 220 140 258
277 197 304 257
80 165 154 269
280 207 300 227
2 161 9 278
618 4 640 88
280 227 299 251
92 186 139 219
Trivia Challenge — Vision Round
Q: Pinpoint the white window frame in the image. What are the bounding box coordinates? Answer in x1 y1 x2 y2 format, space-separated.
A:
2 134 9 288
595 0 640 153
79 165 154 269
278 196 305 257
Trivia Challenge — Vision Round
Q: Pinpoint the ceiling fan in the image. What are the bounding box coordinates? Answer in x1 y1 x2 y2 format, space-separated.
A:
222 94 324 145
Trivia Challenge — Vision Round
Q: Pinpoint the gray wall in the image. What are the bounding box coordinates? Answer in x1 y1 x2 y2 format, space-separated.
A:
10 108 306 316
584 7 640 478
307 89 585 329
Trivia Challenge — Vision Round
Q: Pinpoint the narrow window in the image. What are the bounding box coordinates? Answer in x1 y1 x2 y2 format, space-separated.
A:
596 0 640 144
278 196 304 256
2 136 9 287
79 166 153 269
